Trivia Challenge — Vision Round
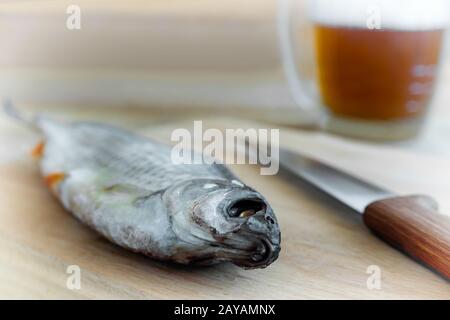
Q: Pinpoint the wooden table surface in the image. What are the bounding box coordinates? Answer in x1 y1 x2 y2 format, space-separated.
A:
0 106 449 299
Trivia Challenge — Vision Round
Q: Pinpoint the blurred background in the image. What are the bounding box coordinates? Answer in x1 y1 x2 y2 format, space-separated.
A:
0 0 295 109
0 0 448 155
0 0 449 129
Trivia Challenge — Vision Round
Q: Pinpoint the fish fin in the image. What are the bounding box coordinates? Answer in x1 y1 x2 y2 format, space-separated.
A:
133 189 166 207
3 99 37 128
31 141 45 158
103 183 150 196
103 183 159 207
2 98 51 132
44 172 66 191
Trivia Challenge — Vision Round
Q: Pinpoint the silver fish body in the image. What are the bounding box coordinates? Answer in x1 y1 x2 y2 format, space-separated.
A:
34 118 280 268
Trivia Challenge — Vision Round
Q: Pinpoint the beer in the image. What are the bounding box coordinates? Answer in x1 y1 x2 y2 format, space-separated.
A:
311 0 447 121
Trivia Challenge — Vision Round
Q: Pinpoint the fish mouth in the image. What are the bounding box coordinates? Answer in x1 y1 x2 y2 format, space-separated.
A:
220 194 280 269
227 198 266 218
231 238 280 269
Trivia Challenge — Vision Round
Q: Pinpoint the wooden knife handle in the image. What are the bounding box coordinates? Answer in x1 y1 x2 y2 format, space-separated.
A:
363 195 450 279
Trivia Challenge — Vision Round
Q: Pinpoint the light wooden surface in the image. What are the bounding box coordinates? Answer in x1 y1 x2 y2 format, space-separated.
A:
0 107 449 299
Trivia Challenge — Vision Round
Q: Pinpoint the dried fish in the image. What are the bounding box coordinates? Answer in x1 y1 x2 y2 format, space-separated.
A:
5 101 281 269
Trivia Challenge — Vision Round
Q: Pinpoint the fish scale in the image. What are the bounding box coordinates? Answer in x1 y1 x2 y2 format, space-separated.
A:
44 121 227 190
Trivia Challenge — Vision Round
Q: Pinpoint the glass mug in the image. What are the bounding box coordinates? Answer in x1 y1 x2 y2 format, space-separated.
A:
278 0 449 140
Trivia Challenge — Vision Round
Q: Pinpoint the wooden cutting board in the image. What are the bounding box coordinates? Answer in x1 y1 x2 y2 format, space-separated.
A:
0 112 449 299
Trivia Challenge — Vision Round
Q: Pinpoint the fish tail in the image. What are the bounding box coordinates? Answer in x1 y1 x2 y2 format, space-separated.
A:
3 98 40 131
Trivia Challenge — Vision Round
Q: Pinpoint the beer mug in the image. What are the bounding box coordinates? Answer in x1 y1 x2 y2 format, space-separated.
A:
278 0 449 140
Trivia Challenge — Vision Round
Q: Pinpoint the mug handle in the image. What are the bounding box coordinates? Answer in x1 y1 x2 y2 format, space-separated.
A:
277 0 317 111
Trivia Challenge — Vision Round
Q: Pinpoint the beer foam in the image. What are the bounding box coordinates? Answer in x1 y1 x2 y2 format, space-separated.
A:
311 0 449 30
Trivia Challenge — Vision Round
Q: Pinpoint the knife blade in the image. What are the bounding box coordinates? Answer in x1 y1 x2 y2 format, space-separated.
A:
278 147 450 279
279 148 393 213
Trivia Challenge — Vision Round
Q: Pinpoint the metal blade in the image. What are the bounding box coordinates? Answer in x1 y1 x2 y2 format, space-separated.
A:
279 148 393 213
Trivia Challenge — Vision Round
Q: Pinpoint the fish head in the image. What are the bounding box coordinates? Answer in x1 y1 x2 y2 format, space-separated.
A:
164 178 281 269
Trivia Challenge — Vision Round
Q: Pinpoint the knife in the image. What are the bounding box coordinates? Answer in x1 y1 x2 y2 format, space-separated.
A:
278 147 450 279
